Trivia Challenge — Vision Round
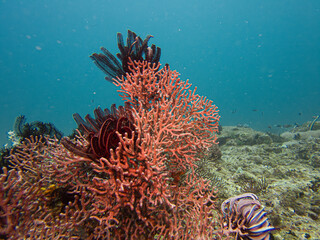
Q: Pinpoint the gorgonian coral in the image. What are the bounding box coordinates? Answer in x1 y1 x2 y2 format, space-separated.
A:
0 30 276 240
2 136 94 239
115 60 220 172
56 60 219 239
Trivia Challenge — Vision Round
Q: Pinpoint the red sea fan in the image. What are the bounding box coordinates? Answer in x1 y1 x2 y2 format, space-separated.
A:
218 193 276 240
58 60 220 239
1 137 95 239
1 31 223 239
115 60 220 172
0 30 278 240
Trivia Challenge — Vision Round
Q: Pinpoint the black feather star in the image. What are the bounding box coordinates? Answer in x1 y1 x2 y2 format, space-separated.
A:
61 103 136 161
90 30 162 83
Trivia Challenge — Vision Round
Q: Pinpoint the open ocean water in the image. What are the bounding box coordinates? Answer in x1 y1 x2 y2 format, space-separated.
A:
0 0 319 146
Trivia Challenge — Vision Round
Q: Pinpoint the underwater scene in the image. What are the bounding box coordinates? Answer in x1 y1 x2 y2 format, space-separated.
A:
0 0 319 239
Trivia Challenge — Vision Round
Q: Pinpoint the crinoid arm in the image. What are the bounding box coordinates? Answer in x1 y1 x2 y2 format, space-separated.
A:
90 49 125 82
90 30 162 83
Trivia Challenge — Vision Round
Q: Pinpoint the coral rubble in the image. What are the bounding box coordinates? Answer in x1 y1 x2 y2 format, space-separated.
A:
203 125 320 239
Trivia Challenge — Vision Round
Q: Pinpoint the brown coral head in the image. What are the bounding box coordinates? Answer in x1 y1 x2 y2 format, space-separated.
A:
62 103 135 160
221 193 276 240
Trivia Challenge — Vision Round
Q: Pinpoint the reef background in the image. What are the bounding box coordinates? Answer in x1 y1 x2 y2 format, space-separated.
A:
208 122 320 239
0 0 320 146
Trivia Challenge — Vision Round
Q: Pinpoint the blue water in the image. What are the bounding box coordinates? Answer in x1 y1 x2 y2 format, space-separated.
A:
0 0 319 146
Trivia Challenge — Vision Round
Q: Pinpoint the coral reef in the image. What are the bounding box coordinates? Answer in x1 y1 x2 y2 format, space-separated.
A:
1 136 93 239
0 117 63 173
0 31 281 240
204 125 320 239
0 50 224 238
